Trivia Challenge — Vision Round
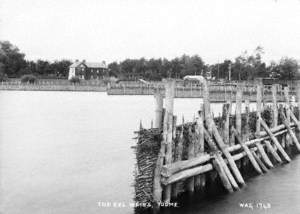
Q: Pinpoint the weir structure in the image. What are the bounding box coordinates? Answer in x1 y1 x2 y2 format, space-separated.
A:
133 79 300 213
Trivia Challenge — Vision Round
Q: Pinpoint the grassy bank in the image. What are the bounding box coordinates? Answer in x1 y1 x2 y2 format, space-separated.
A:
0 78 107 92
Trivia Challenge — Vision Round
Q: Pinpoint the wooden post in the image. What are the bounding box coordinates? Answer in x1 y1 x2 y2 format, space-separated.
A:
245 99 250 141
163 80 175 203
224 102 231 145
153 80 175 208
187 126 195 194
154 92 163 129
256 83 263 137
236 84 242 136
203 80 211 130
297 81 300 120
172 124 184 198
284 86 292 146
195 103 205 189
272 84 278 127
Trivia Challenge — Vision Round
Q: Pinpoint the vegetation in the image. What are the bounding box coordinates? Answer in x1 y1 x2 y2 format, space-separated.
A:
21 74 37 84
0 41 72 79
69 76 80 84
1 40 299 81
108 47 299 81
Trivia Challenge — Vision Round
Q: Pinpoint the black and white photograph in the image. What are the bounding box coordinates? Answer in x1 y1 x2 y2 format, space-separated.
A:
1 0 300 213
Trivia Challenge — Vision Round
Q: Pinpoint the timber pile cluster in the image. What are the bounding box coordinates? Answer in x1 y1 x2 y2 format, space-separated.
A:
133 80 300 213
133 108 275 205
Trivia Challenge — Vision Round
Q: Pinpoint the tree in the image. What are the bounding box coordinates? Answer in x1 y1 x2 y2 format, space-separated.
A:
0 41 27 77
278 57 299 80
50 60 72 78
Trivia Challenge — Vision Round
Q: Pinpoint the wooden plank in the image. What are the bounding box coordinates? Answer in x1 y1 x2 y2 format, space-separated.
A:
260 117 291 162
232 128 263 174
161 154 211 177
227 129 288 153
161 164 213 185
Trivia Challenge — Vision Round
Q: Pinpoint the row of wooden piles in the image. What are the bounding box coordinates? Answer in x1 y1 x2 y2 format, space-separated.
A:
133 79 300 213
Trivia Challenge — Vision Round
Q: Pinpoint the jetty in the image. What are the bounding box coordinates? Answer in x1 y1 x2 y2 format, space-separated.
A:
133 78 300 213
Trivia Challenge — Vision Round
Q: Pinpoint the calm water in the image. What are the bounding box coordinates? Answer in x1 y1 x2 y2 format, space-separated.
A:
0 91 299 214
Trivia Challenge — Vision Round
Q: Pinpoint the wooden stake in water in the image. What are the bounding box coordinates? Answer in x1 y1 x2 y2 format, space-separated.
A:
163 79 175 203
154 92 163 129
272 84 278 127
236 84 242 136
284 86 292 146
195 103 205 189
256 83 263 137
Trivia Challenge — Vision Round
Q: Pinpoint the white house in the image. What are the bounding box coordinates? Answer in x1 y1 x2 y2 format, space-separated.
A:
68 60 107 80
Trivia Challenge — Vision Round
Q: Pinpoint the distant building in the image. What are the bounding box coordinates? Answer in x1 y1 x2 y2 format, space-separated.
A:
68 60 107 80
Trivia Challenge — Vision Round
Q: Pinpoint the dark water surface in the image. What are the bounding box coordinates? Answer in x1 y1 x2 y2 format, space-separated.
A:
0 91 299 214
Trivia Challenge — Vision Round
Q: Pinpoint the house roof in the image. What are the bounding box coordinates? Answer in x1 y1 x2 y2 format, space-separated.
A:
69 61 83 68
85 62 106 68
69 61 107 69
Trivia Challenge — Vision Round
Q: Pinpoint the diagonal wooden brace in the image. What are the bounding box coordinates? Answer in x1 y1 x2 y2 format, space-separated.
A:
232 128 263 174
259 117 291 162
264 140 282 163
255 142 274 168
203 129 239 190
209 121 245 185
279 108 300 151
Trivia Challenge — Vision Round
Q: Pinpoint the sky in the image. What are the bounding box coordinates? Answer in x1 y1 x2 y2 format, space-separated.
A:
1 0 300 64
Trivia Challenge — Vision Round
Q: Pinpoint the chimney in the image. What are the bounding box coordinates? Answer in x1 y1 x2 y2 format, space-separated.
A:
83 59 86 63
75 59 79 62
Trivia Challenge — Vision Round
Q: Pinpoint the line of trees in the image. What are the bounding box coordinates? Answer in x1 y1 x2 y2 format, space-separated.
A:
1 40 299 81
0 41 72 80
109 46 300 81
